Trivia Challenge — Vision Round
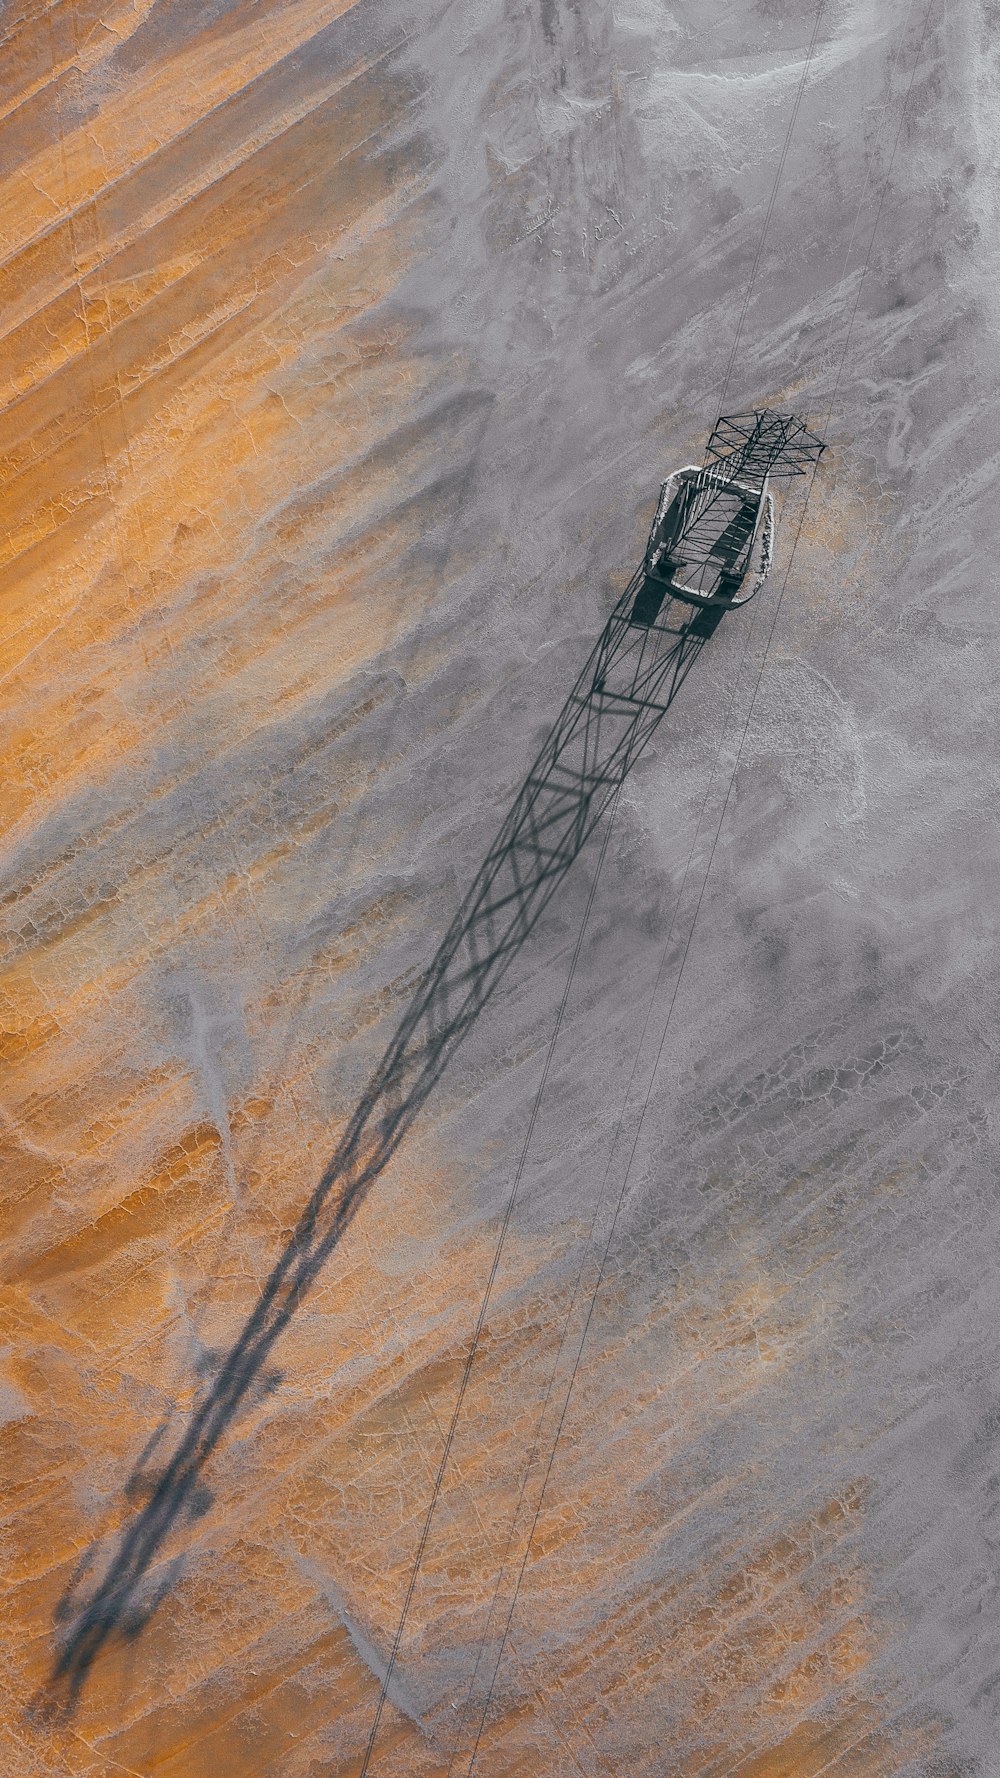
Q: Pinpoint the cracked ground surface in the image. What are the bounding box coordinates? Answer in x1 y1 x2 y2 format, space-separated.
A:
2 1 999 1774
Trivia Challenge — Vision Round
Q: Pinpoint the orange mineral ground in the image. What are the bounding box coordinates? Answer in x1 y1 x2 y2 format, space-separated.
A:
2 3 997 1775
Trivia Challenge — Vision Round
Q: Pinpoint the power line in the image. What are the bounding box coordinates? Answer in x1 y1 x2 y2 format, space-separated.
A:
717 0 829 416
444 551 771 1778
357 780 626 1776
462 497 803 1778
443 3 833 1764
459 6 936 1766
356 3 935 1765
426 8 835 1769
820 0 934 436
361 534 765 1769
360 458 772 1775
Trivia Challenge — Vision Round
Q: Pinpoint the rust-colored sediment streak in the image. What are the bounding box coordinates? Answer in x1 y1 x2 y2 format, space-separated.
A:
0 7 944 1777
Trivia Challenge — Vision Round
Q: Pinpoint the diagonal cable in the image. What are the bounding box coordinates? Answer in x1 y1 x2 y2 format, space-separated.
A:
460 7 937 1766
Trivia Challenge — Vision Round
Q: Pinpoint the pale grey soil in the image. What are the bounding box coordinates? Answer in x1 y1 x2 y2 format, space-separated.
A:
7 1 999 1770
343 0 1000 1766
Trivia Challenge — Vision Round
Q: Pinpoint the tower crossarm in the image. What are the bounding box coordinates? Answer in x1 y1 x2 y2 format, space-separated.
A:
703 410 826 488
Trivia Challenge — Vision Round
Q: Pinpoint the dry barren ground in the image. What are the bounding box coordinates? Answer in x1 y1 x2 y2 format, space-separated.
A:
2 2 999 1774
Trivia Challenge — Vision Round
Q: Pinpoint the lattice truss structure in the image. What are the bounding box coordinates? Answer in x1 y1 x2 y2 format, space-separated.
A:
639 408 825 610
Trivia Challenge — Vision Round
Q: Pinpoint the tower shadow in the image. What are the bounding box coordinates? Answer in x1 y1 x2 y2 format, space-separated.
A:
42 410 824 1716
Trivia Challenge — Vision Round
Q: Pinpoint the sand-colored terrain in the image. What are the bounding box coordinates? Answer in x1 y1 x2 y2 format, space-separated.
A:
2 2 997 1773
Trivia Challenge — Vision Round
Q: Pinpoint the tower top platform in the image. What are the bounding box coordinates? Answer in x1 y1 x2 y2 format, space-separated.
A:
704 410 826 491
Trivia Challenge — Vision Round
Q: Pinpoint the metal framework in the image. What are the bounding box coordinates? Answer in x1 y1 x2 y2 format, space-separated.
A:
639 408 825 612
46 409 824 1714
703 409 826 488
